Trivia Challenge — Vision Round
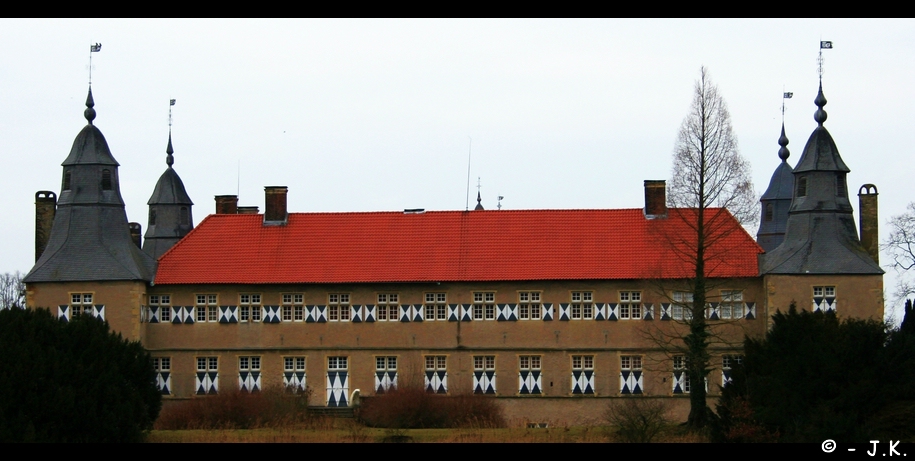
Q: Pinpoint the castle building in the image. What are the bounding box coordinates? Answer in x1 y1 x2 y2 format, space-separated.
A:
23 82 883 423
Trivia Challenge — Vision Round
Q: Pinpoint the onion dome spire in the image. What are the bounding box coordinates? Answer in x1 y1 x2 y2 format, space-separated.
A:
84 87 96 124
166 132 174 167
777 123 790 161
814 83 828 126
474 191 484 211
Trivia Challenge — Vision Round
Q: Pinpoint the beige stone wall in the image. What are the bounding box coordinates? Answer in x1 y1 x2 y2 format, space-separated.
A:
762 274 884 322
26 280 147 341
143 278 765 402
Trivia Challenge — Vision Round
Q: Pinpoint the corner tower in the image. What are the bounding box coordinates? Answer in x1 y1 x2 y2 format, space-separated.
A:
25 88 156 339
759 83 883 319
756 124 794 251
143 132 194 259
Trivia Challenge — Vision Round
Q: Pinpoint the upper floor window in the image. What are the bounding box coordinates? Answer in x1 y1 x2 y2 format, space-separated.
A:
571 291 593 320
425 293 447 321
180 207 190 226
101 169 112 190
797 176 808 197
282 293 304 322
196 294 218 322
240 294 261 322
473 292 495 320
377 293 398 321
672 291 693 320
63 170 71 191
764 203 773 222
620 291 641 320
719 290 743 320
836 174 847 196
329 294 350 321
519 292 541 320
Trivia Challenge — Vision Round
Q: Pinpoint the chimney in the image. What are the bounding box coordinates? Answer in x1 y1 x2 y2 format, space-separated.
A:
644 180 667 218
858 184 879 264
264 186 288 225
215 195 239 214
35 191 57 261
129 222 142 248
237 206 259 214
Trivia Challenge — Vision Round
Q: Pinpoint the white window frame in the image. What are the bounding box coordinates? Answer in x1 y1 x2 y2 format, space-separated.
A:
377 293 398 321
239 293 262 322
329 293 351 322
150 294 172 322
282 293 304 322
69 292 94 318
720 290 742 320
519 292 541 320
473 292 495 320
571 291 593 320
425 293 447 321
196 294 218 322
619 291 641 320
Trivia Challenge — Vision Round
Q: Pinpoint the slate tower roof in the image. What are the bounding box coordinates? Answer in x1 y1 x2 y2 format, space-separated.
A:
143 132 194 260
759 84 882 275
24 88 157 283
757 123 795 251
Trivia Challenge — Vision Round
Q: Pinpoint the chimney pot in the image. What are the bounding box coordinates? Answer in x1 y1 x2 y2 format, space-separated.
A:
215 195 239 214
644 180 667 218
264 186 288 225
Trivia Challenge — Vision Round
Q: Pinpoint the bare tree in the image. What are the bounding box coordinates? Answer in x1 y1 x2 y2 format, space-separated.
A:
0 271 25 310
885 202 915 305
666 67 757 429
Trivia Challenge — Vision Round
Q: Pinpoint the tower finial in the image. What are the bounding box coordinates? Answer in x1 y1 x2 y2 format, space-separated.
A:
84 87 96 124
778 122 790 162
167 99 176 167
88 42 101 87
814 82 828 126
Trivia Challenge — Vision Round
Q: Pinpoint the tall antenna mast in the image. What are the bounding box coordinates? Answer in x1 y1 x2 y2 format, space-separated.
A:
465 137 472 211
88 43 101 86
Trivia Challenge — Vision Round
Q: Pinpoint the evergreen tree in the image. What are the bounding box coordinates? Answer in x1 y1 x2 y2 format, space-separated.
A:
0 307 161 442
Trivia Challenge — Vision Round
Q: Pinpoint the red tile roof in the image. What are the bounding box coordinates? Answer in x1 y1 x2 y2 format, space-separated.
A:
154 208 763 285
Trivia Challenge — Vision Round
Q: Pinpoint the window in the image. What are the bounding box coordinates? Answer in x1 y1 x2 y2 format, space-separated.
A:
377 293 398 321
473 292 495 320
620 291 641 320
672 291 693 320
154 357 171 395
63 170 71 191
150 294 171 322
149 208 157 226
673 356 690 394
425 293 447 321
180 206 190 226
764 203 773 222
519 355 542 395
282 293 304 322
196 356 219 395
813 286 836 312
196 294 218 322
425 355 447 394
327 356 349 407
238 356 261 392
70 292 93 318
797 176 808 197
620 355 643 394
101 168 112 190
837 174 847 196
722 355 743 387
375 356 398 393
329 294 350 321
571 292 593 319
284 356 306 392
239 294 261 322
571 355 595 395
720 290 742 320
519 292 541 320
473 355 496 394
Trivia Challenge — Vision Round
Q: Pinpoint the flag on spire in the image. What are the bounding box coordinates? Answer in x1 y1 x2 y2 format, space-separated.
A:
170 99 176 106
783 92 793 99
820 41 833 49
90 43 102 52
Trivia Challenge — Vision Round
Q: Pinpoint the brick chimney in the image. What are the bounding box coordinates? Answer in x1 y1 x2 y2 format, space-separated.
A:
215 195 239 214
644 180 667 218
264 186 288 225
128 222 142 248
35 191 56 262
858 184 879 264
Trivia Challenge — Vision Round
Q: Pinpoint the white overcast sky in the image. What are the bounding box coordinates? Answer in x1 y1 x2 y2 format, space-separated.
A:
3 18 912 322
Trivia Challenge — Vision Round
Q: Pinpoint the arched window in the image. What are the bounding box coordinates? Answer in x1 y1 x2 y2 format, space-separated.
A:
101 169 112 190
797 176 807 198
63 171 71 191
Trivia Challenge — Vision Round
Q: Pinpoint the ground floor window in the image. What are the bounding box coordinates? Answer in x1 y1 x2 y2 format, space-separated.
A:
326 356 349 407
284 356 306 392
620 355 642 394
425 355 448 394
473 355 496 394
571 355 594 394
518 355 542 395
238 356 261 392
375 356 398 393
154 357 171 395
196 356 218 395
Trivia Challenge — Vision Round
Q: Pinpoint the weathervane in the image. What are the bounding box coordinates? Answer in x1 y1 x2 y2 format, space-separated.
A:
497 196 504 210
818 40 833 83
782 89 793 123
169 99 176 130
88 43 101 86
